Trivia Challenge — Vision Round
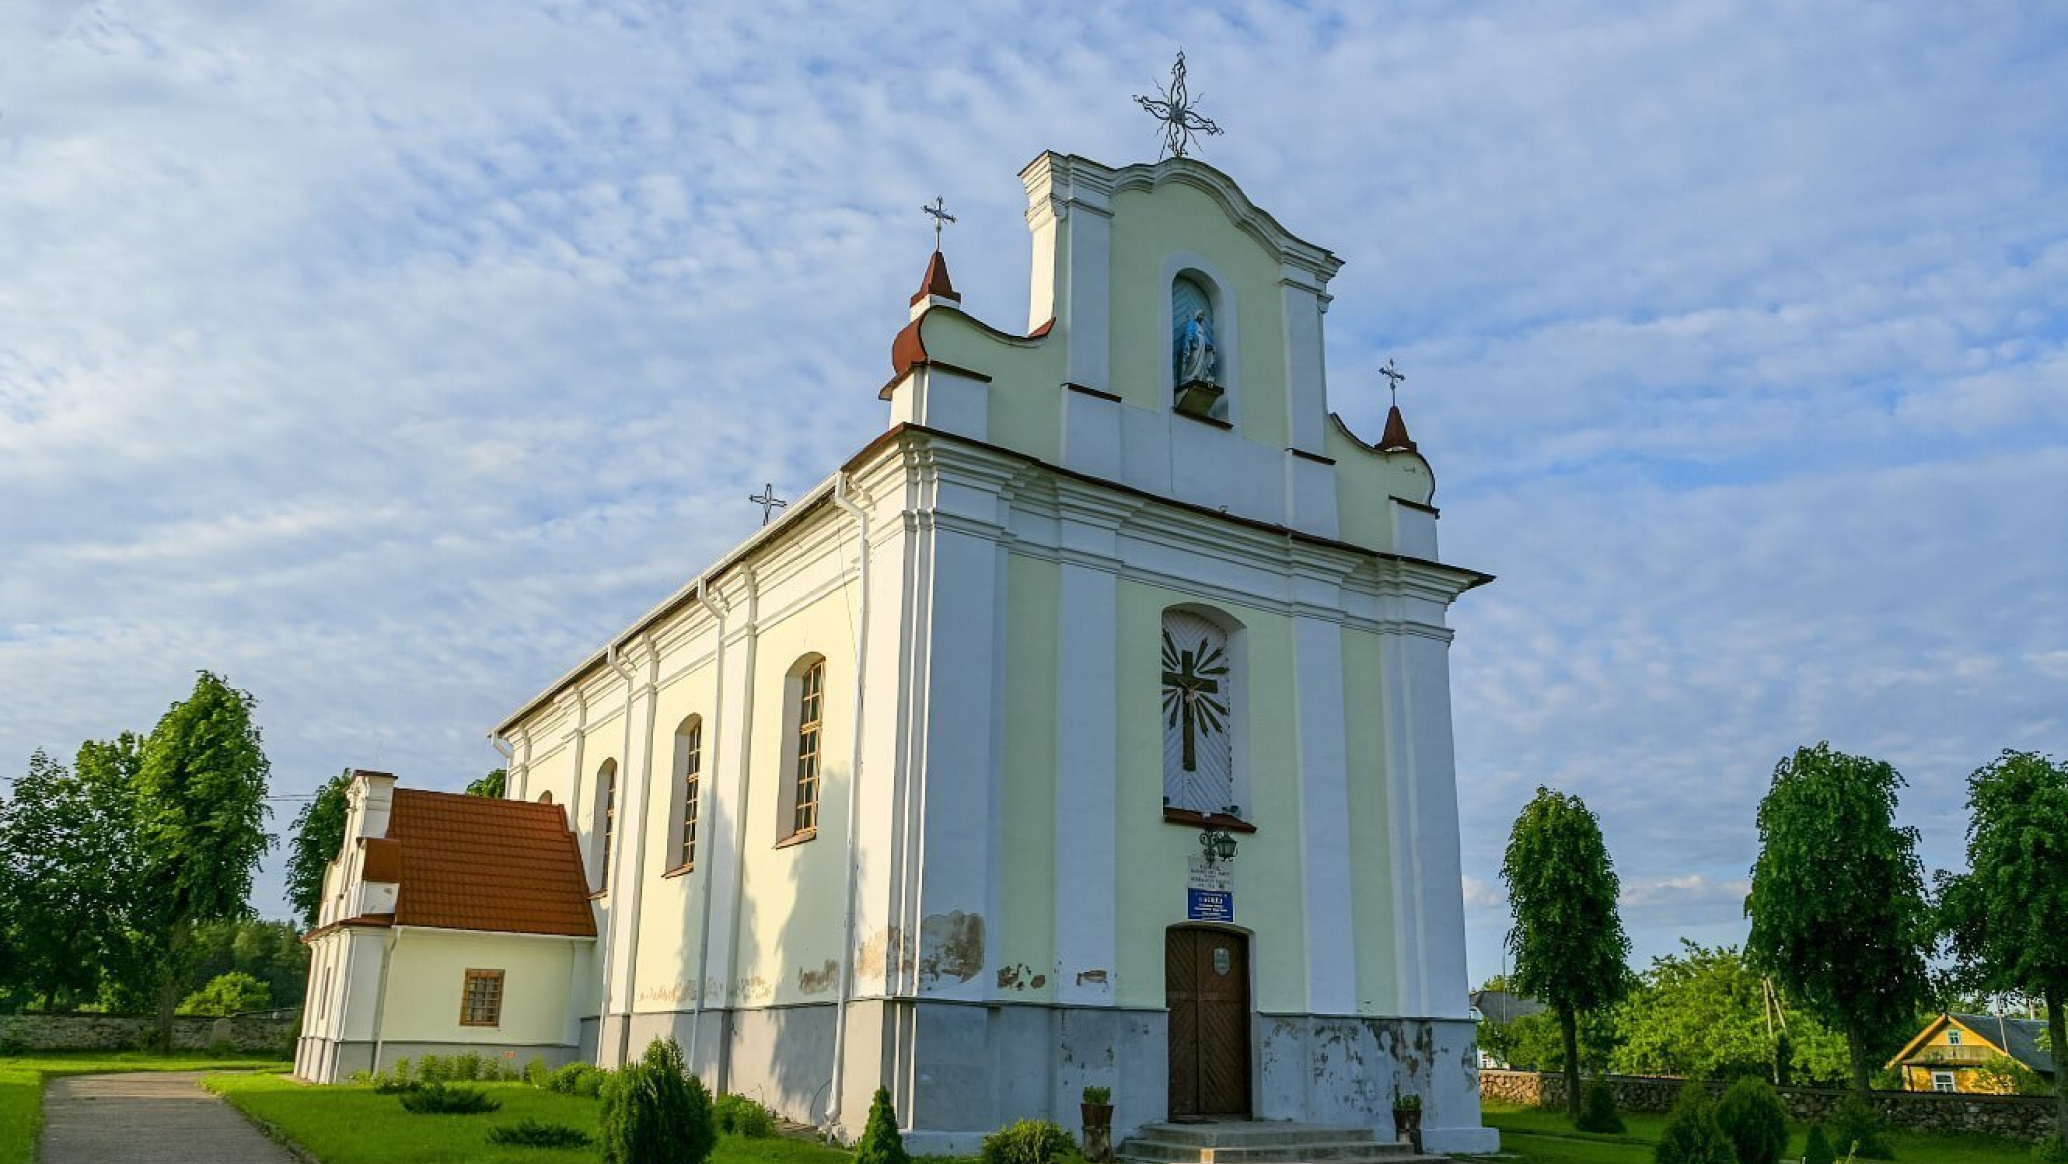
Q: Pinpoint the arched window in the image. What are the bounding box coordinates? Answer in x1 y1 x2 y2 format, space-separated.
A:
1161 607 1241 817
778 655 827 842
537 790 554 805
594 759 618 891
672 716 704 871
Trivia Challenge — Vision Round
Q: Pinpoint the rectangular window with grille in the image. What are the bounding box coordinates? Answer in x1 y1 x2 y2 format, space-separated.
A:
680 724 702 869
460 969 504 1027
794 661 824 835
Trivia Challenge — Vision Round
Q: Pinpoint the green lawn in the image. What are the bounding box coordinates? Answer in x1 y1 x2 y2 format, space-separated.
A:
0 1050 290 1164
1467 1098 2037 1164
207 1075 865 1164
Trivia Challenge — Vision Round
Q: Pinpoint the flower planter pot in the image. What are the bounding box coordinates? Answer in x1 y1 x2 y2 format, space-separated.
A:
1391 1108 1422 1154
1081 1102 1115 1163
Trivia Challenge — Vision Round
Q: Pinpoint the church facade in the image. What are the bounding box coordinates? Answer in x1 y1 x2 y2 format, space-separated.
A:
297 150 1497 1155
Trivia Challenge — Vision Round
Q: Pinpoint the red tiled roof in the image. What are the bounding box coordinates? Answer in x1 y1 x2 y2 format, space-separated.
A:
382 789 596 938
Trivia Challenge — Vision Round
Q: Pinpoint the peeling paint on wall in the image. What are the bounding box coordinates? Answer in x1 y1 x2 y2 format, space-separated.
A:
855 926 914 980
798 959 839 994
1075 969 1109 986
994 963 1051 991
917 911 985 986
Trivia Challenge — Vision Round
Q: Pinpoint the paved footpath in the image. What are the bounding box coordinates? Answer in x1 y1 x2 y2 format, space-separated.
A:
37 1072 299 1164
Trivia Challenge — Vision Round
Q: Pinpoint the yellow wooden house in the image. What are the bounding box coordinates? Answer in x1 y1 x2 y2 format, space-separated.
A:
1886 1013 2053 1094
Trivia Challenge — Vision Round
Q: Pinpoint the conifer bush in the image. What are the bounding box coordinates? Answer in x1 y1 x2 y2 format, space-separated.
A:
399 1082 501 1114
1653 1086 1736 1164
1802 1125 1835 1164
1714 1078 1787 1164
855 1088 912 1164
600 1038 716 1164
1827 1092 1892 1160
980 1120 1074 1164
488 1118 593 1148
1573 1078 1625 1134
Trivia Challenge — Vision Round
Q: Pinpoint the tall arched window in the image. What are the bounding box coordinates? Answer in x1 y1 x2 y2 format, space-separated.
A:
1161 607 1240 817
778 655 827 842
594 759 618 891
673 716 704 871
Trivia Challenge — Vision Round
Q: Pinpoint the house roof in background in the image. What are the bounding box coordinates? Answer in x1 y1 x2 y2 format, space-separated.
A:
1471 988 1548 1024
1950 1013 2054 1076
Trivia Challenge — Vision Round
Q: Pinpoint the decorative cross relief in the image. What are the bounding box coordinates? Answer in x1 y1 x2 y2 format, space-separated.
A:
1162 628 1229 772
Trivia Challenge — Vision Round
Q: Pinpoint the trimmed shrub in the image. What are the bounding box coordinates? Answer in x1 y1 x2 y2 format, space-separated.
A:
980 1120 1074 1164
855 1088 911 1164
451 1051 487 1081
392 1057 413 1084
418 1054 451 1084
1573 1078 1624 1135
372 1073 418 1095
399 1082 502 1115
1714 1078 1787 1164
1652 1086 1736 1164
524 1056 552 1088
715 1093 779 1138
1827 1092 1892 1161
489 1118 593 1149
1802 1125 1835 1164
600 1038 717 1164
550 1062 606 1097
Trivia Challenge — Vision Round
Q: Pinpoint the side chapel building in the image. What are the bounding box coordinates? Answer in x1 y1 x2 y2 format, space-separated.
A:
297 149 1499 1155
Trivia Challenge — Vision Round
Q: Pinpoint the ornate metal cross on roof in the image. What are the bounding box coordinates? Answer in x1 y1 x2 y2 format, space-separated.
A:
1134 50 1223 160
1379 357 1406 407
749 483 787 526
922 195 955 251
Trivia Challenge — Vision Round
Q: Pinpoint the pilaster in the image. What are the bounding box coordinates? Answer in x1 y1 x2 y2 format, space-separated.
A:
1052 487 1124 1005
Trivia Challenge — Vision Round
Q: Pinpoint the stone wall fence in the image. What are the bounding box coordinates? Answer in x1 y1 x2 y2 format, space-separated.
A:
1481 1068 2055 1144
0 1011 298 1055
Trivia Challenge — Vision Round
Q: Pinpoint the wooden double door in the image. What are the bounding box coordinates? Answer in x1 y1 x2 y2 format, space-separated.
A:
1165 927 1251 1120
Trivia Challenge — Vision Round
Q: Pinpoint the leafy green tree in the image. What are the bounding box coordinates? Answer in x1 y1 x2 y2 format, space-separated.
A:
1971 1053 2050 1096
1939 750 2068 1137
1480 1009 1620 1073
187 919 309 1009
1745 743 1932 1097
0 744 142 1010
133 673 274 1048
465 768 507 798
1502 787 1632 1122
285 770 352 927
178 970 272 1015
1611 941 1851 1084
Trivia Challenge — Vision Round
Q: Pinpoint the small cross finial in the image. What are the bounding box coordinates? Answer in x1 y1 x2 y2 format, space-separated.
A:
922 195 956 251
749 483 787 526
1134 50 1224 160
1379 357 1406 407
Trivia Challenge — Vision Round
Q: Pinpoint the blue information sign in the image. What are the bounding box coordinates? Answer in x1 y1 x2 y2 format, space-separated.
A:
1186 889 1234 923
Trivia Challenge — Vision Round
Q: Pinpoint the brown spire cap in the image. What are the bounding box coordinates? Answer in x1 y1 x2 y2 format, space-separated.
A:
910 250 961 306
1380 404 1418 453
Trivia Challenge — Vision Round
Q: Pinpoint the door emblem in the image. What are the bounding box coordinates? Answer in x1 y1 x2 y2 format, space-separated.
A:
1213 946 1232 976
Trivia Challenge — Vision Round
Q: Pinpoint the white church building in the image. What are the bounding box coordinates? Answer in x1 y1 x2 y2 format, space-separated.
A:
297 147 1498 1155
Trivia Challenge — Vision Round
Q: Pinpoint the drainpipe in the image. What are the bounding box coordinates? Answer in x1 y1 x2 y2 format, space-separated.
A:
488 734 514 798
823 472 871 1137
606 638 639 1065
689 577 728 1075
369 928 398 1074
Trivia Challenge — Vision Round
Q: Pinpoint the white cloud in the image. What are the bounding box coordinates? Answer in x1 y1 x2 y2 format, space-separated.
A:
1 3 2063 963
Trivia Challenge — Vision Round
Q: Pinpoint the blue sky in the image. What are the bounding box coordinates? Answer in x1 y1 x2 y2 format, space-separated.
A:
2 1 2065 985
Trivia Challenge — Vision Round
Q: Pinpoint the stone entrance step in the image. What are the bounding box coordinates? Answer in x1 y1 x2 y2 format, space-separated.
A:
1117 1122 1446 1164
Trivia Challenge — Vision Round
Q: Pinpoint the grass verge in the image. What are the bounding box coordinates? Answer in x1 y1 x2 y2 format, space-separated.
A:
207 1075 863 1164
1468 1098 2037 1164
0 1050 290 1164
